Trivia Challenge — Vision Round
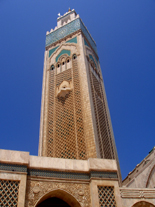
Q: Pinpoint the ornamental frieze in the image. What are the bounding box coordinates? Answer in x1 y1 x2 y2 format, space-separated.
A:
25 179 91 207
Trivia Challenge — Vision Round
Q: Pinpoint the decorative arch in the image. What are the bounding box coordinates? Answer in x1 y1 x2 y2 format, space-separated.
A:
132 201 154 207
146 165 155 188
142 159 155 188
35 189 82 207
49 42 78 64
56 49 71 62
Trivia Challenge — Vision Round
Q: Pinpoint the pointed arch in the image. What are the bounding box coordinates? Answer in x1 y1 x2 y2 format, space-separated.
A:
49 42 78 63
56 49 71 62
132 201 154 207
35 188 82 207
146 165 155 188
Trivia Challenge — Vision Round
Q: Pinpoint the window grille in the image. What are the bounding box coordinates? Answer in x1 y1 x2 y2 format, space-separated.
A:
98 186 117 207
0 179 20 207
88 61 115 159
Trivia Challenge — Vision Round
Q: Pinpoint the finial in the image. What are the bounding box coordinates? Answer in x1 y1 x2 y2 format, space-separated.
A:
58 13 61 17
68 8 71 12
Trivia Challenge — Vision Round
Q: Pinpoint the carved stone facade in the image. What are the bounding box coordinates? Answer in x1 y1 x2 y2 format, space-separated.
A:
25 179 91 207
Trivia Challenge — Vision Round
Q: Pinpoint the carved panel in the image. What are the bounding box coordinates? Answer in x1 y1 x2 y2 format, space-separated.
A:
25 180 91 207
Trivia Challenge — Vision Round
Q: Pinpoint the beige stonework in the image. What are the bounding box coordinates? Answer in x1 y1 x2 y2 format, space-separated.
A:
25 179 91 207
0 171 27 207
0 149 29 165
120 188 155 207
38 8 120 167
123 147 155 188
90 179 122 207
0 149 120 206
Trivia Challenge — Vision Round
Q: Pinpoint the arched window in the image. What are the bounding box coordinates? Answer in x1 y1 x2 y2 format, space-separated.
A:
72 54 77 59
57 62 61 74
61 60 66 72
66 58 71 69
50 65 55 70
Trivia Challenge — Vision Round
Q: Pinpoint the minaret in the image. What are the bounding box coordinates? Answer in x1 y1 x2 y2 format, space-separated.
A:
39 9 121 183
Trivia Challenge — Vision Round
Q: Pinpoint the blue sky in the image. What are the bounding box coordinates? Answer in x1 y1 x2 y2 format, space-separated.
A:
0 0 155 180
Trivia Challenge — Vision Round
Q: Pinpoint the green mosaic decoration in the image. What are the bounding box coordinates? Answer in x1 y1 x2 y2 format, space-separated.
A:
91 171 118 179
28 169 89 180
46 18 98 55
28 169 117 180
0 162 118 180
49 46 59 57
66 36 77 44
0 163 27 172
56 49 71 62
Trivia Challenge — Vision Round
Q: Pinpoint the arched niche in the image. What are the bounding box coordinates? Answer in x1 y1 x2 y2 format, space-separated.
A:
132 201 155 207
35 189 81 207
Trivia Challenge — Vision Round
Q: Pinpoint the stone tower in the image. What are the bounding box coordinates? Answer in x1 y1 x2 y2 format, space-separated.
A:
39 9 119 163
36 9 122 206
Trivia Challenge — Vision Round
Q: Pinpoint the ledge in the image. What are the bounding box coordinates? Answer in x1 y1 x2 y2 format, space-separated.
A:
0 149 29 165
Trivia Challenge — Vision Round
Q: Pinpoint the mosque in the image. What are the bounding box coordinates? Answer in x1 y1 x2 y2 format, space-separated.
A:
0 9 155 207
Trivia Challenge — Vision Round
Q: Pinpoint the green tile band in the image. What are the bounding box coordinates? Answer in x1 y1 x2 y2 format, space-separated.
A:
46 18 98 55
56 49 71 62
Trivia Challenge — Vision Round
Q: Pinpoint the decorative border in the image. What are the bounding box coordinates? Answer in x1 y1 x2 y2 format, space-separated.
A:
28 169 118 180
0 163 118 180
28 169 89 180
120 188 155 198
0 163 27 173
91 171 118 179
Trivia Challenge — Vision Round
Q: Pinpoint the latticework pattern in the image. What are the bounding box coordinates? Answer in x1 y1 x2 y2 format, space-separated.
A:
0 179 20 207
72 58 87 159
98 186 117 207
55 82 76 159
46 57 87 159
47 69 55 156
88 61 115 159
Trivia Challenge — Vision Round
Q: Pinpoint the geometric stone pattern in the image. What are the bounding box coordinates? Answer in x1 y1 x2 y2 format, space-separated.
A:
28 169 90 180
46 56 87 159
88 58 115 159
91 171 118 179
0 163 27 173
98 186 117 207
0 179 20 207
27 169 118 180
46 19 80 47
25 180 91 207
72 57 87 160
47 69 55 157
55 69 77 159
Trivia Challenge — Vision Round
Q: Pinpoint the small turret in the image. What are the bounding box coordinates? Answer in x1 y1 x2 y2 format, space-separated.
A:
57 9 77 28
